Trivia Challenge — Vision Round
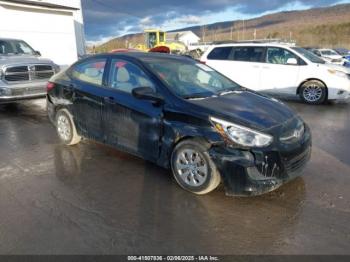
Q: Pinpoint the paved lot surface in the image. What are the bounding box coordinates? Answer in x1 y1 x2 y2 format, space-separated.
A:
0 98 349 255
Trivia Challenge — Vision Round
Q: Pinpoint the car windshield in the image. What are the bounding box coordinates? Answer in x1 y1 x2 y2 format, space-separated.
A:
0 39 35 55
321 50 338 56
292 47 325 64
144 57 240 98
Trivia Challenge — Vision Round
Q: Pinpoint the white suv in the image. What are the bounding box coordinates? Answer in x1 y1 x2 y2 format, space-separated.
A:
201 43 350 104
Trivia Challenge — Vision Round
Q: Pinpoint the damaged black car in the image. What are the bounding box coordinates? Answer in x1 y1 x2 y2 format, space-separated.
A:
47 52 312 196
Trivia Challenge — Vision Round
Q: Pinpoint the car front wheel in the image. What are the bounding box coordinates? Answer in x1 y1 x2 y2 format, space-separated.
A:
300 80 327 104
55 109 81 146
171 139 221 195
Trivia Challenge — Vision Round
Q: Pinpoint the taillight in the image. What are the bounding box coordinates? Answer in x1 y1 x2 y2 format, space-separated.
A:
199 60 206 64
46 82 55 92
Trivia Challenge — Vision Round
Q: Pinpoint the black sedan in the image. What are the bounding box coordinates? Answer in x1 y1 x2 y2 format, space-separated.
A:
47 53 311 196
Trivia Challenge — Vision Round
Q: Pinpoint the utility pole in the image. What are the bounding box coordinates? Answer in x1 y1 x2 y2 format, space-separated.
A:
202 26 206 42
237 23 240 41
242 19 245 40
254 29 257 40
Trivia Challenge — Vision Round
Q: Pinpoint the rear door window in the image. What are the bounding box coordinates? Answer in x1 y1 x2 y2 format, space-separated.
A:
230 47 265 62
71 58 107 86
207 47 232 60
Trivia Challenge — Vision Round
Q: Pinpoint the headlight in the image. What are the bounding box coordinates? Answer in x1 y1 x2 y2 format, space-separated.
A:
328 69 347 79
210 117 273 148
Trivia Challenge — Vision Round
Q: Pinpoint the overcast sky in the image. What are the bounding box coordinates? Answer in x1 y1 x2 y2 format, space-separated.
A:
81 0 350 45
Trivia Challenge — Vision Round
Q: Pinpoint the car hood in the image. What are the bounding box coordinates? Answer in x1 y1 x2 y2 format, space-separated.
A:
0 55 53 66
189 90 296 131
322 63 350 73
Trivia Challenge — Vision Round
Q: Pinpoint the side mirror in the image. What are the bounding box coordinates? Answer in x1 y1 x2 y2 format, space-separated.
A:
34 50 41 56
132 87 164 104
287 58 298 65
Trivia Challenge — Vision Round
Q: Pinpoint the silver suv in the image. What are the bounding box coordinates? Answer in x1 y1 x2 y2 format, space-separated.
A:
0 38 60 103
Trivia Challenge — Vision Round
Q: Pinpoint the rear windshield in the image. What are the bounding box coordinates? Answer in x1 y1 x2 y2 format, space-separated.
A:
321 50 338 56
0 39 35 55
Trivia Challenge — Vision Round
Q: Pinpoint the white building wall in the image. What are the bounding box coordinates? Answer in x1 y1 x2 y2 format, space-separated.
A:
38 0 86 56
0 0 85 66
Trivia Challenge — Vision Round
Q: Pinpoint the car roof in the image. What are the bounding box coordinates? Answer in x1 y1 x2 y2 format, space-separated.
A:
207 43 296 49
0 37 22 41
88 52 195 63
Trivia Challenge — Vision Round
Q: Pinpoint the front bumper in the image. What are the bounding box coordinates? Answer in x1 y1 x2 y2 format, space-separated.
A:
0 81 47 103
210 126 312 196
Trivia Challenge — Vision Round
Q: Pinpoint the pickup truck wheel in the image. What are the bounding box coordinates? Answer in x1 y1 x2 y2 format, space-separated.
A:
300 80 327 104
171 139 221 195
56 109 81 146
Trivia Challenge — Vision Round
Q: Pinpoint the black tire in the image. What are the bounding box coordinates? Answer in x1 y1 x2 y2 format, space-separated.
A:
299 80 327 105
171 139 221 195
55 109 81 146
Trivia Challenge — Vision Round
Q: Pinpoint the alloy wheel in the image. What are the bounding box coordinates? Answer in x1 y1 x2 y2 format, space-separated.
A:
175 149 208 187
57 114 72 142
303 84 323 102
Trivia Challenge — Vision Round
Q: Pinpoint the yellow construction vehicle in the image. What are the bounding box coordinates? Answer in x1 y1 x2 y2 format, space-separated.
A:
135 29 187 54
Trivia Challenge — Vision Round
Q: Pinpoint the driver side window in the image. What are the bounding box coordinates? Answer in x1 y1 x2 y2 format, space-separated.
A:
266 47 298 65
108 59 155 94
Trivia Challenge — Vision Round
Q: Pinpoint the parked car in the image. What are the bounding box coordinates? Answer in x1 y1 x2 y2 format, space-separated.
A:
333 48 350 57
47 53 312 196
334 48 350 68
313 49 344 65
0 38 60 103
201 43 350 104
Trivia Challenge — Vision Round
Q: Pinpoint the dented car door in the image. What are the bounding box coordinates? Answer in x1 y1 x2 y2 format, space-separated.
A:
102 58 163 162
68 58 107 141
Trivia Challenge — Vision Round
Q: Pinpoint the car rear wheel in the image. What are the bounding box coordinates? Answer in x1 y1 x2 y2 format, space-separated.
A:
300 80 327 104
56 109 81 146
171 139 221 195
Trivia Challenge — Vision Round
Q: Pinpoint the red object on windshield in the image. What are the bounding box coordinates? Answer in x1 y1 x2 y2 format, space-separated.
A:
149 46 170 54
115 62 127 68
94 62 105 69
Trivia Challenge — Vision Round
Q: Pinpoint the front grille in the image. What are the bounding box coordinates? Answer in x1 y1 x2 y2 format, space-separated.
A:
35 65 53 71
34 72 54 79
5 73 30 81
6 66 28 73
3 64 54 82
284 147 311 173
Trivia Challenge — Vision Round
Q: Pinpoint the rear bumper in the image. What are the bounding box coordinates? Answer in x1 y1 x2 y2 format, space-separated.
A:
0 81 47 103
